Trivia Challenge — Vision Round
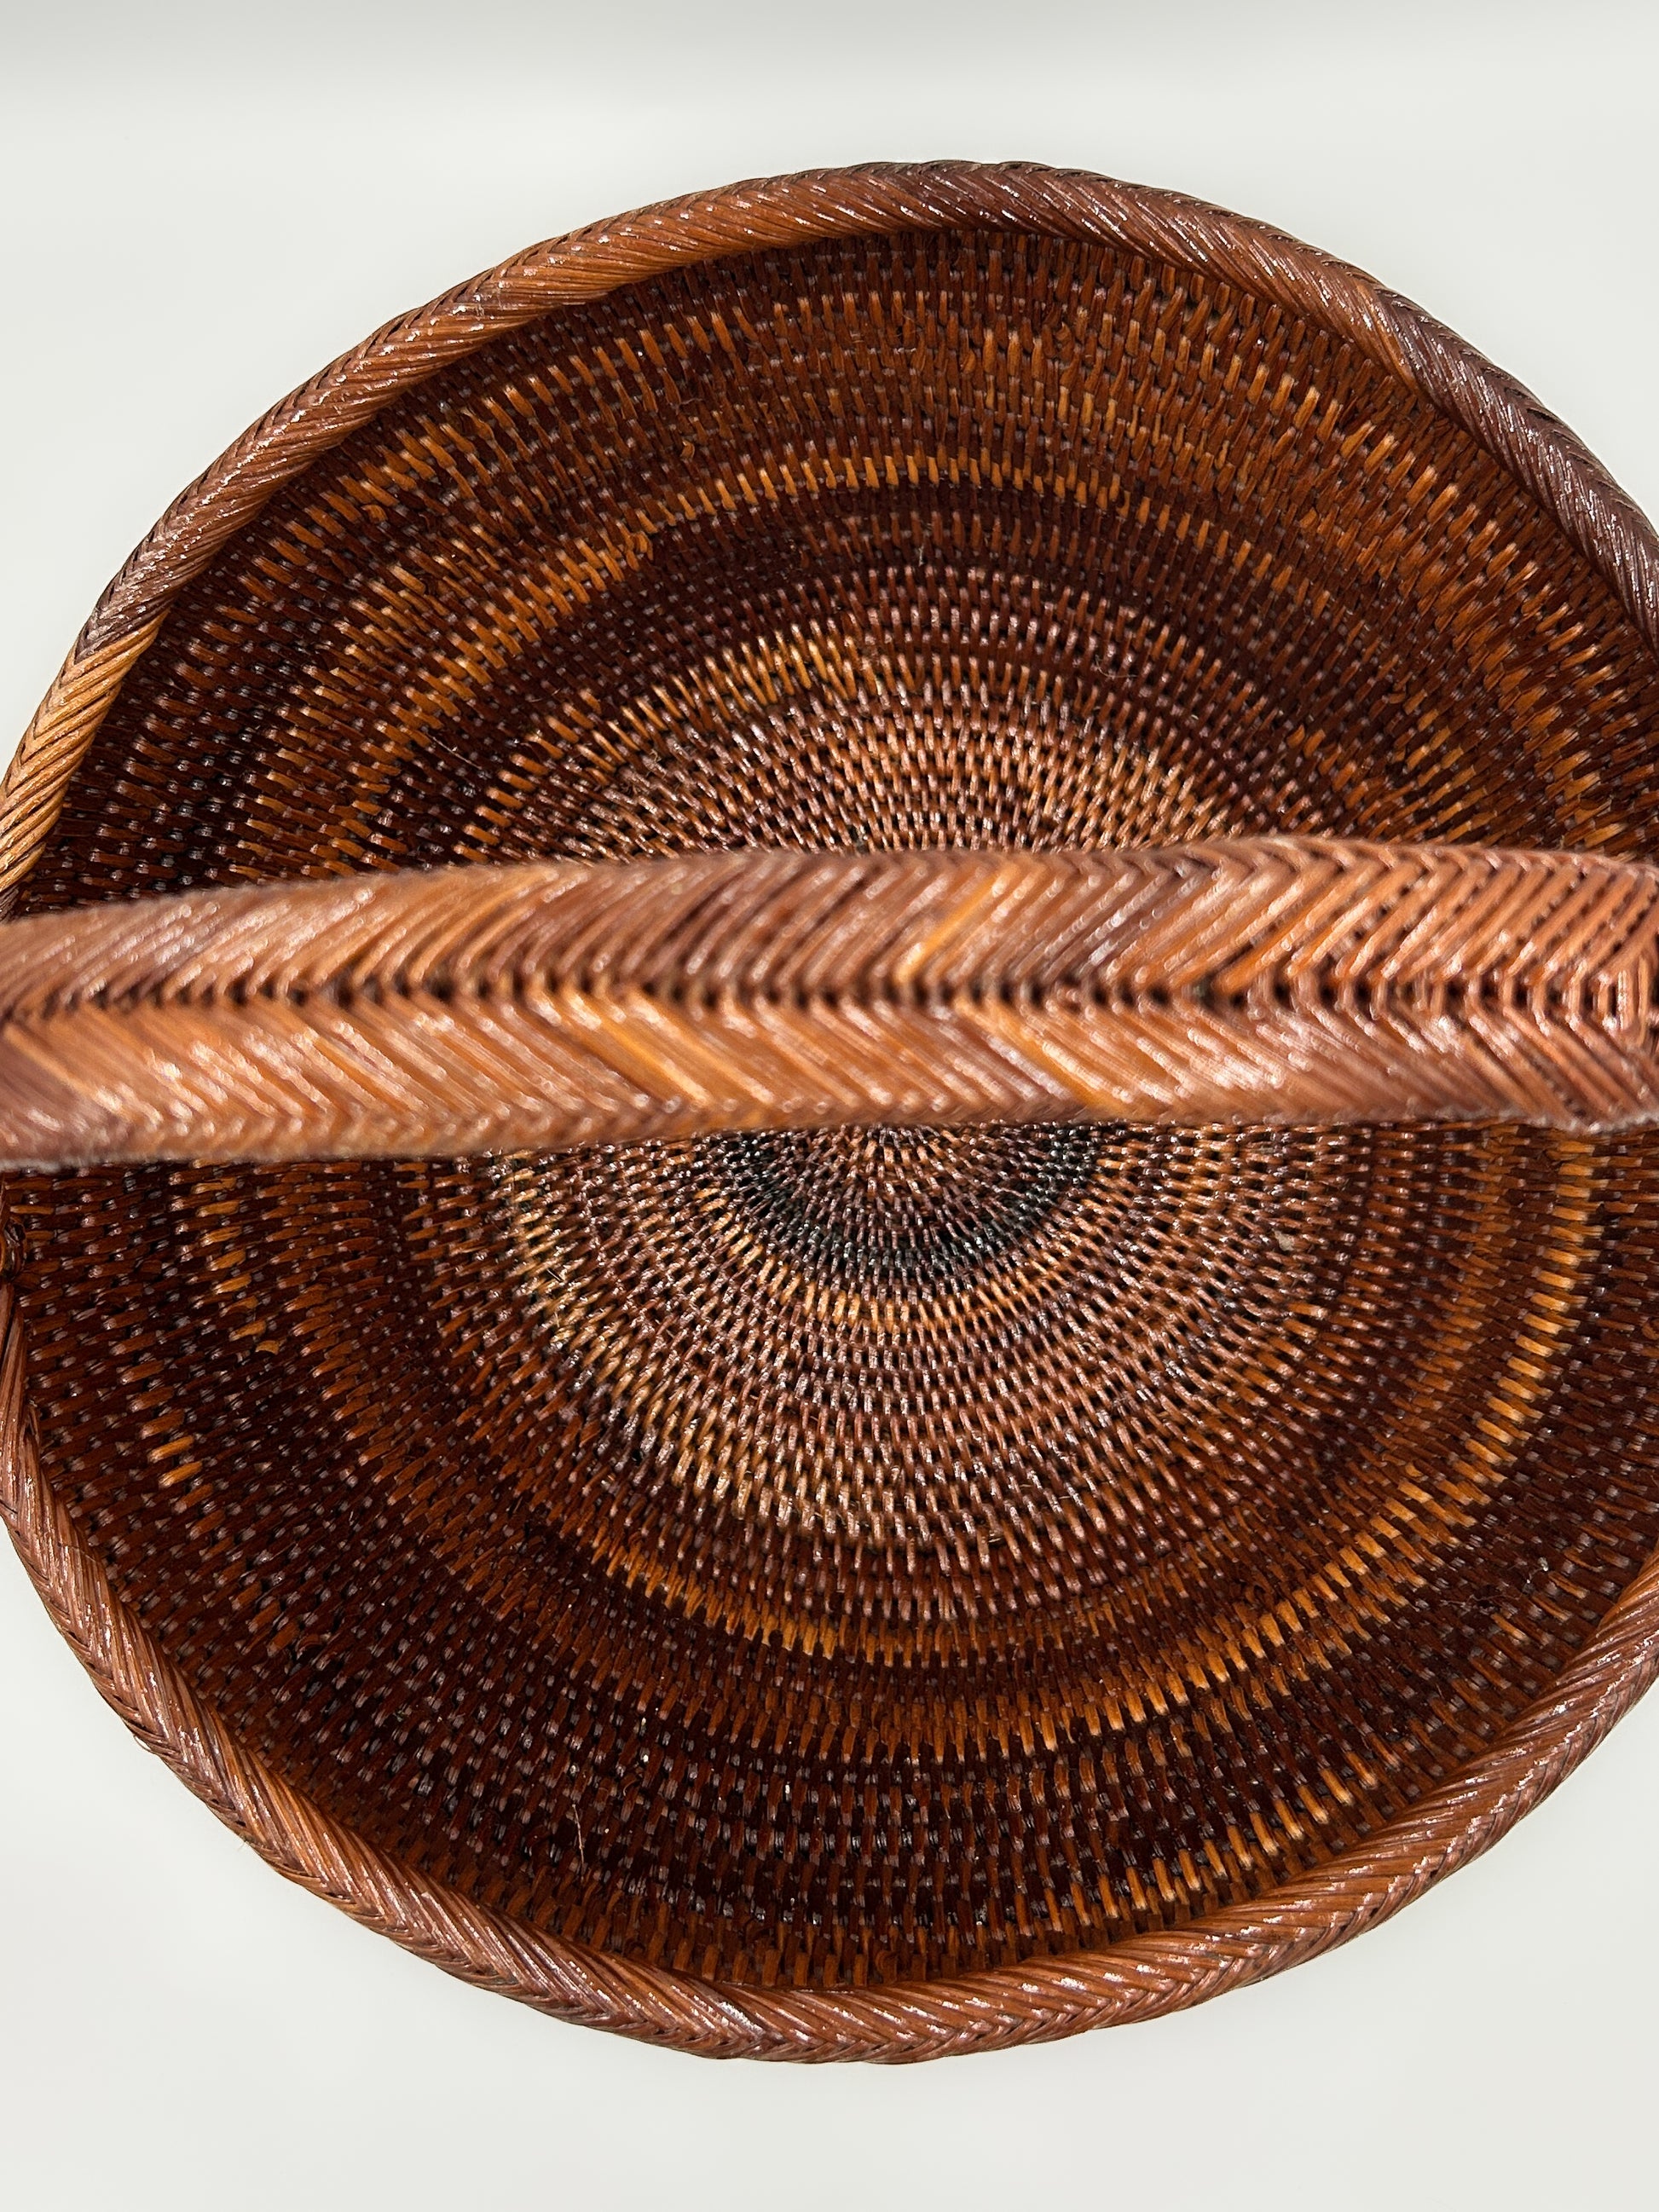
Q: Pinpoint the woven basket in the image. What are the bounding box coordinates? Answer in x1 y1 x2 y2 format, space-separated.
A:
5 164 1659 2063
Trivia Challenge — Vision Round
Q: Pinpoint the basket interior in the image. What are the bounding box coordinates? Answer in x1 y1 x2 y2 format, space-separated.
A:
11 223 1659 1995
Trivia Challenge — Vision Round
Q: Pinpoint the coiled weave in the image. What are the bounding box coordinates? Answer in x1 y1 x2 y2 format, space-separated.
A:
3 165 1659 2059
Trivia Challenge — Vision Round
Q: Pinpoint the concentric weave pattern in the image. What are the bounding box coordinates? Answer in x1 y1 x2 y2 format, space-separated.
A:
8 188 1659 2035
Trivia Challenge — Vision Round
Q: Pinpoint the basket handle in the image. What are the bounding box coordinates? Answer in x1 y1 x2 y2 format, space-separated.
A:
2 835 1656 1171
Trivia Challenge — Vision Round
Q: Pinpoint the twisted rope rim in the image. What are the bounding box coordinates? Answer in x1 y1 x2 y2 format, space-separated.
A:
3 163 1659 2058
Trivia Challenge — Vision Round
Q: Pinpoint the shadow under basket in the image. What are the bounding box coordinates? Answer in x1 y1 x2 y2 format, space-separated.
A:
6 163 1659 2060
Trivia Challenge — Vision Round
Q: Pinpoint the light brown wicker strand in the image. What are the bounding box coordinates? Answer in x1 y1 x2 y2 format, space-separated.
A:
0 620 164 908
4 839 1659 1169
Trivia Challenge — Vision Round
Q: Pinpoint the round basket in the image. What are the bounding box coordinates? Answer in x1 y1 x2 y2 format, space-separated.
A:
4 163 1659 2062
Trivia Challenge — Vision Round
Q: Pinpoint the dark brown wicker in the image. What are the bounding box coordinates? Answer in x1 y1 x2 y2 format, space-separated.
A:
4 162 1659 2060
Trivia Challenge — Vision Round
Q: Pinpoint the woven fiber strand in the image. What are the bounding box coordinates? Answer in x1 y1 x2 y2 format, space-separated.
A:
4 165 1659 2059
7 839 1659 1167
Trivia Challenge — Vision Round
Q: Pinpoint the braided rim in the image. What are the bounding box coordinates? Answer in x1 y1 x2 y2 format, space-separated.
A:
3 163 1659 2059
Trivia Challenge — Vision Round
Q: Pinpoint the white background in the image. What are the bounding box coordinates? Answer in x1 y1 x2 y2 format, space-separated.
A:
4 4 1658 2205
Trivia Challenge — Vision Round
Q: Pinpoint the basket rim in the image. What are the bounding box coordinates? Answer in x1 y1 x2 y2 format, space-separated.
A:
4 159 1659 2060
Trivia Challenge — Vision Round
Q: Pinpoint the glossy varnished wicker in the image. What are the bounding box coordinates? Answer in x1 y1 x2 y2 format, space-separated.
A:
4 164 1659 2059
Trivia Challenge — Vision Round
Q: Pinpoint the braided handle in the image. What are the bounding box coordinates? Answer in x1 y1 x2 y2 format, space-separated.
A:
1 836 1656 1171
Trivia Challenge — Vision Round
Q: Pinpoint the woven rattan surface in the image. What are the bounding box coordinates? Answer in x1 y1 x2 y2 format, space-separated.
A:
9 838 1659 1167
4 164 1659 2059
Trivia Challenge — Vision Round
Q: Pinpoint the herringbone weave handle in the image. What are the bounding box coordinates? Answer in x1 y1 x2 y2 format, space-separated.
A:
3 835 1656 1170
